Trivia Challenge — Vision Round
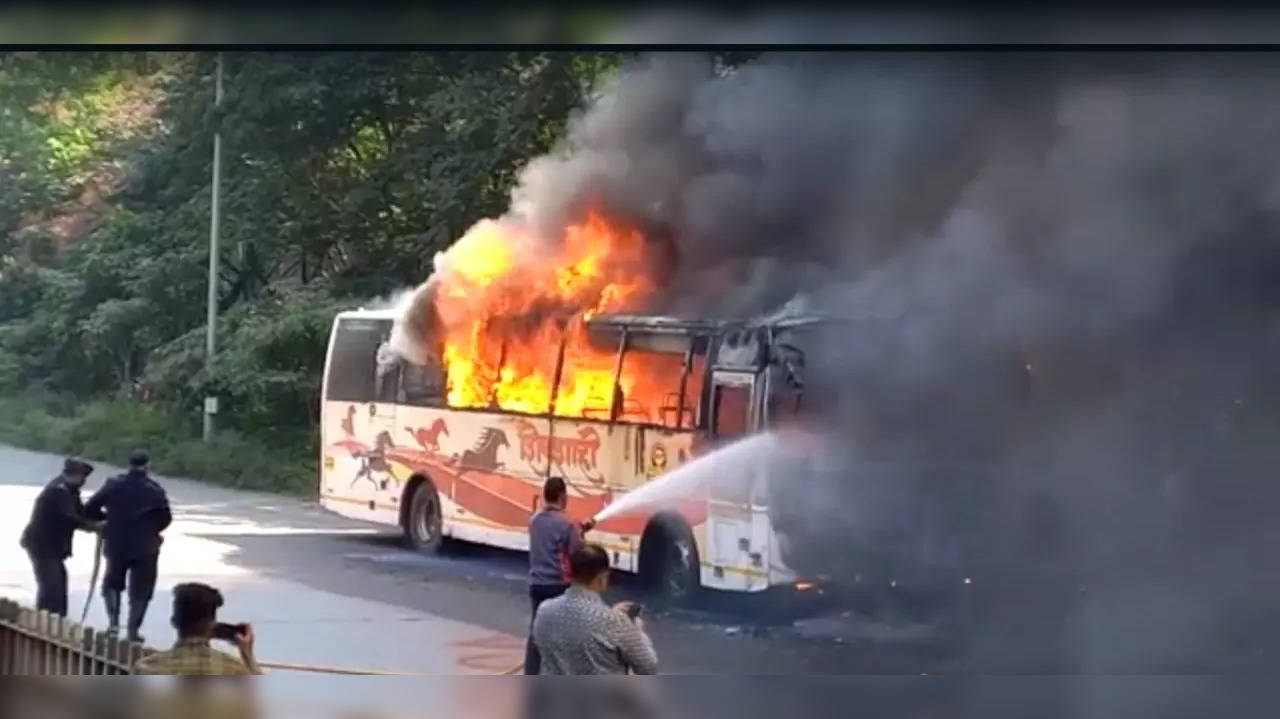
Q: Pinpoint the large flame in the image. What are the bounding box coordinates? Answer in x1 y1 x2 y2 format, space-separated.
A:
423 209 700 426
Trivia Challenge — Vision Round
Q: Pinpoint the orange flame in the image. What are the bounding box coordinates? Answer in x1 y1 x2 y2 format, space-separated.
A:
430 210 698 426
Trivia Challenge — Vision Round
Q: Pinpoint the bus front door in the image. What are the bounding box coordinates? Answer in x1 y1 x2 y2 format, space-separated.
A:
704 370 770 591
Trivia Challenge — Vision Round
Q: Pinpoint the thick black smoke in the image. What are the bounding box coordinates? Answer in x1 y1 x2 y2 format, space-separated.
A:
502 52 1280 672
513 53 999 317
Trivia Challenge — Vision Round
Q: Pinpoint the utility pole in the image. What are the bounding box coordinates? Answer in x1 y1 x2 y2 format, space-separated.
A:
203 52 224 443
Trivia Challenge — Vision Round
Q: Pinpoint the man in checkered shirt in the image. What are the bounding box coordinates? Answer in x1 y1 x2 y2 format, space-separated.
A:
532 543 659 675
133 583 260 675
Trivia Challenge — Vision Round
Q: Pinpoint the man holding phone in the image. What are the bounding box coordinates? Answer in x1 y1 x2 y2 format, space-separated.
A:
133 582 260 675
532 543 658 675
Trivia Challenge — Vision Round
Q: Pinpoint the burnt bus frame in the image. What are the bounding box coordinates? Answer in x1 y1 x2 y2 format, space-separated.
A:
332 313 828 434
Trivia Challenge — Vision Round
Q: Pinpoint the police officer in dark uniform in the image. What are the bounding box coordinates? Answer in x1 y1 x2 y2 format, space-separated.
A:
19 458 101 616
85 450 171 641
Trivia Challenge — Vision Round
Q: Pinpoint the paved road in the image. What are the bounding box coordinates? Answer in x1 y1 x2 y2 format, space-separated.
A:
0 445 535 674
0 444 925 675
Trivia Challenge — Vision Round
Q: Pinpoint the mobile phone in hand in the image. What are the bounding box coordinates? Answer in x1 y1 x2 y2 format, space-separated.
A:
212 622 248 642
625 603 643 620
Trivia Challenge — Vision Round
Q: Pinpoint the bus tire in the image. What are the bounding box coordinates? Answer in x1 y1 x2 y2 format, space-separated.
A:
403 478 445 554
641 516 700 602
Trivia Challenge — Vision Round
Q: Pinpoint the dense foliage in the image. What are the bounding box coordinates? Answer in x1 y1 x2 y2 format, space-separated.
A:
0 51 620 490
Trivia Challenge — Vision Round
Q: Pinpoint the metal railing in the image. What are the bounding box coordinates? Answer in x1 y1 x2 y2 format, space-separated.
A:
2 596 525 675
0 597 146 675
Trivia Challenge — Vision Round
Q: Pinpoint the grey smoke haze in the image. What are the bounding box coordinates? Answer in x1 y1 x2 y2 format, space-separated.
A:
513 53 1280 331
506 51 1280 433
488 51 1280 673
614 9 1280 44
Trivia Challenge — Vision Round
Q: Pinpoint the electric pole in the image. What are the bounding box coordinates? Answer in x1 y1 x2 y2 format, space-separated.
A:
204 52 224 443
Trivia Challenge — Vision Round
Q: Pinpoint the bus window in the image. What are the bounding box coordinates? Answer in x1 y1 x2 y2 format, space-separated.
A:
613 348 697 427
712 383 751 438
767 363 803 426
400 359 447 407
668 352 707 429
767 327 815 427
577 333 707 429
374 340 401 403
326 318 390 403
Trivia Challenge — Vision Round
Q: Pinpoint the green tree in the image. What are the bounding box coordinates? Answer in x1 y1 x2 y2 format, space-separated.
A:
0 50 622 492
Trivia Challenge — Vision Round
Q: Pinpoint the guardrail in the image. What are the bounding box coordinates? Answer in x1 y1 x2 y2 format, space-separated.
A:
0 598 146 675
2 596 524 675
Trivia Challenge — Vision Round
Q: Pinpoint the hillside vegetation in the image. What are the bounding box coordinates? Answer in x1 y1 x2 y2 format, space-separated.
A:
0 52 619 492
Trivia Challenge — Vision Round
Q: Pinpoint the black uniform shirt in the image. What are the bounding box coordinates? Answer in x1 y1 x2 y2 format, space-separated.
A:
85 470 172 559
20 477 92 559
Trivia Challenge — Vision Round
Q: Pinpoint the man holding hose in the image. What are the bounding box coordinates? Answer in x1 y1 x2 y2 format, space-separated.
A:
524 476 584 675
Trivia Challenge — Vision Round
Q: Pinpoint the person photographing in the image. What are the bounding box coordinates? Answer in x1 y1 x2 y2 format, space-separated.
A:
133 582 260 675
19 458 102 616
532 543 659 675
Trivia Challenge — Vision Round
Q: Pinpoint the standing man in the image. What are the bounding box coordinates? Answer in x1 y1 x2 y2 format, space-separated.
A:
85 450 171 642
533 543 659 675
524 476 582 675
19 458 100 616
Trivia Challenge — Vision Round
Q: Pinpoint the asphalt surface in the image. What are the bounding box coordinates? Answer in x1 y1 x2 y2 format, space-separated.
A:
9 441 1270 681
0 443 948 675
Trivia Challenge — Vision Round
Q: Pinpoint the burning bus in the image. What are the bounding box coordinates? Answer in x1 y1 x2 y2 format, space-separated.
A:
319 306 829 598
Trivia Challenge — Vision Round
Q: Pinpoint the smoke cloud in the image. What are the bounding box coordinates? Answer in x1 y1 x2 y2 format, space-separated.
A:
401 50 1280 672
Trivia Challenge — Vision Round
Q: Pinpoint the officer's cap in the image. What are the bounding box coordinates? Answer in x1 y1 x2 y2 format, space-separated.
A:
63 458 93 476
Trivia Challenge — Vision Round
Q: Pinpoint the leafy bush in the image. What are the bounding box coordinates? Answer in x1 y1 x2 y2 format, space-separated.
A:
144 286 350 435
0 394 315 495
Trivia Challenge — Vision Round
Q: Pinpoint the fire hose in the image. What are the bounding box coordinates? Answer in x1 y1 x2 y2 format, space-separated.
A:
80 533 104 625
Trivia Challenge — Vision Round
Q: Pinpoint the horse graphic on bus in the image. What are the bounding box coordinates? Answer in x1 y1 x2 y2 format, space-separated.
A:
330 409 623 531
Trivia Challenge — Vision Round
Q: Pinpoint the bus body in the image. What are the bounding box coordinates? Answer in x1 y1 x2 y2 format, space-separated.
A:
318 308 826 595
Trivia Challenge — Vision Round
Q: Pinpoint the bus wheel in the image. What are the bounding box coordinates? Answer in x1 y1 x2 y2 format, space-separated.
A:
404 480 444 554
642 517 700 602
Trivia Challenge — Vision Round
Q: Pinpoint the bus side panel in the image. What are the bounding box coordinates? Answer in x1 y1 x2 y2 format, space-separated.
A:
698 430 778 592
765 521 798 586
584 426 701 575
320 398 402 526
650 427 778 593
387 409 550 552
698 504 773 592
542 419 639 572
319 314 403 527
319 319 338 500
385 404 454 514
